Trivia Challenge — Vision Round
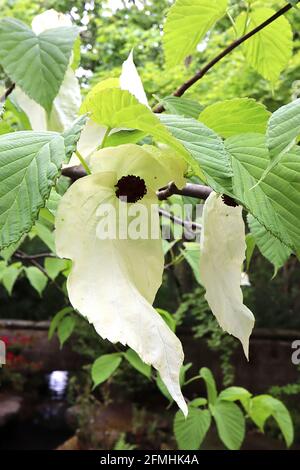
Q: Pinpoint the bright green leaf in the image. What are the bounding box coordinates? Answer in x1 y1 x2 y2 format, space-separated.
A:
174 407 211 450
44 257 68 281
91 353 123 387
236 8 293 83
1 262 22 295
24 266 47 295
200 367 218 405
48 306 74 340
156 308 177 332
57 315 76 347
80 87 188 161
211 400 245 450
164 0 227 68
199 98 270 138
249 395 294 447
124 348 151 378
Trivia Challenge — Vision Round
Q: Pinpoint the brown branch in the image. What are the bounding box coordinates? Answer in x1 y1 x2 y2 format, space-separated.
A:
62 166 213 200
157 182 212 201
0 83 15 104
153 2 297 113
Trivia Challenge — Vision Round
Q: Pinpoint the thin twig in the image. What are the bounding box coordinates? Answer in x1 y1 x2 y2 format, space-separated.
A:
153 2 297 113
159 208 201 231
157 182 213 201
16 250 67 298
14 252 55 260
0 83 15 104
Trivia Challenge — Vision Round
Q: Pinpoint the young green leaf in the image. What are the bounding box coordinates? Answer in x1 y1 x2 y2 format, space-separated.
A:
91 353 123 388
163 0 228 68
57 315 76 347
0 19 79 113
156 308 177 332
211 400 245 450
80 87 188 160
1 262 22 295
200 367 218 405
44 257 68 281
24 266 47 296
235 8 293 83
199 98 270 138
174 408 211 450
124 348 151 378
248 395 294 447
48 306 74 340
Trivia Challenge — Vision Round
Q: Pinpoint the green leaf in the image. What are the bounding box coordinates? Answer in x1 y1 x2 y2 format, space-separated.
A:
105 129 146 147
156 308 177 332
63 115 88 161
1 262 22 295
91 353 123 387
33 221 55 253
163 0 228 68
248 214 291 275
80 87 188 160
0 131 66 249
0 19 79 113
200 367 218 405
174 408 211 450
235 8 293 83
218 386 252 411
160 96 203 119
211 400 245 450
267 99 300 160
44 257 68 281
181 242 201 284
0 237 24 262
199 98 270 138
124 348 151 378
48 306 74 340
190 397 208 408
226 134 300 252
248 395 294 447
57 315 76 347
24 266 47 296
160 114 233 192
245 233 256 271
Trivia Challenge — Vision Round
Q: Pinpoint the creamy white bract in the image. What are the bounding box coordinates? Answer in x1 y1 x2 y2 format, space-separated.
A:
200 192 255 358
55 144 188 416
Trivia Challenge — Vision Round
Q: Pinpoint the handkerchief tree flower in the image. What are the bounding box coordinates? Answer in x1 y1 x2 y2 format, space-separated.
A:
0 1 299 439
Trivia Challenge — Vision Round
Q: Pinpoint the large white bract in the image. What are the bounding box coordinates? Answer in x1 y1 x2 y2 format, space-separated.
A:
200 192 255 358
55 144 188 416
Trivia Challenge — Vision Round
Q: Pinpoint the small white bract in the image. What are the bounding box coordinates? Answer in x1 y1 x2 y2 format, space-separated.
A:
200 192 255 358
